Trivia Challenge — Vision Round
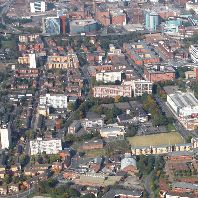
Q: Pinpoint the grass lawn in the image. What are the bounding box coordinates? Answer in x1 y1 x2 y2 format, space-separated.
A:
1 40 16 49
85 148 106 157
127 132 185 147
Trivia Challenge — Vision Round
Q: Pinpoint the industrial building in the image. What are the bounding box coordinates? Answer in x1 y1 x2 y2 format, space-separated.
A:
70 19 99 35
167 91 198 118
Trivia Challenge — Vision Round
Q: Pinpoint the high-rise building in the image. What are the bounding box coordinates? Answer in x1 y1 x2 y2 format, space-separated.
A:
29 53 37 68
145 11 159 31
30 1 46 13
43 17 61 35
0 125 11 150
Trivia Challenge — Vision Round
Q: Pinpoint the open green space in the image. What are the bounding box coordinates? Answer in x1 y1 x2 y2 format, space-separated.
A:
84 148 106 157
127 132 185 147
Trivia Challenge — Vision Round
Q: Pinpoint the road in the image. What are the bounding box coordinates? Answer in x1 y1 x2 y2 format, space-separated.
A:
143 171 153 197
0 0 14 24
154 95 192 140
3 187 35 198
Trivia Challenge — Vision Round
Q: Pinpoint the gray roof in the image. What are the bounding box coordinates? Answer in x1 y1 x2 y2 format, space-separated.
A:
168 151 194 157
121 157 137 170
169 92 198 108
172 182 198 190
102 188 143 198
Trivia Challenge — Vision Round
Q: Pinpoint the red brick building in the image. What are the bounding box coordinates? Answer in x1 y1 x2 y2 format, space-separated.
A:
144 64 175 82
15 68 39 78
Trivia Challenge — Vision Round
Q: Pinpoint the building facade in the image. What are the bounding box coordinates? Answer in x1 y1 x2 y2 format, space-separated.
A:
0 126 11 150
39 94 68 109
47 54 79 69
189 45 198 63
43 17 60 35
93 85 132 98
145 10 159 31
96 71 122 83
30 1 46 13
167 91 198 118
30 138 62 155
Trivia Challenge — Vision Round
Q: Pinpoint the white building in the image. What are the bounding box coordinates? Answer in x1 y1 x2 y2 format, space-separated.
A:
189 45 198 63
39 94 68 109
123 80 153 96
30 1 46 13
93 85 132 98
100 125 125 138
30 138 62 155
82 118 104 129
29 53 37 68
0 125 11 150
96 71 122 83
167 91 198 118
186 1 198 14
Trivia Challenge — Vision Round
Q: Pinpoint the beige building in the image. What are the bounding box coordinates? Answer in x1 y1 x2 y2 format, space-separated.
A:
47 54 79 69
18 56 30 65
99 126 125 138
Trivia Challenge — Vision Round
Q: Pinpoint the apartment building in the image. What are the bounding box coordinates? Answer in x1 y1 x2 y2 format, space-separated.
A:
47 54 79 69
39 94 68 109
30 138 62 155
30 1 46 13
93 85 132 98
15 68 39 78
123 42 160 65
96 71 122 83
189 45 198 63
123 80 153 96
0 125 11 150
144 64 175 82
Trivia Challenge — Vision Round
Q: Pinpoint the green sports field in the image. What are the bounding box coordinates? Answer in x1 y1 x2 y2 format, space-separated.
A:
127 132 185 147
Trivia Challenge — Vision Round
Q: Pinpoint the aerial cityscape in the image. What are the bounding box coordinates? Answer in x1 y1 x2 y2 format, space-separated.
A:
0 0 198 197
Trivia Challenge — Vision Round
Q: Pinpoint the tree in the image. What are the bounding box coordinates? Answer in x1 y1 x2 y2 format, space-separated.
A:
126 124 138 137
114 95 121 103
67 102 75 112
81 194 95 198
20 154 30 168
4 174 12 184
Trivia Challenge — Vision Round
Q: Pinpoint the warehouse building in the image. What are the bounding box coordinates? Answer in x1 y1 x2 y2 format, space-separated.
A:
167 91 198 118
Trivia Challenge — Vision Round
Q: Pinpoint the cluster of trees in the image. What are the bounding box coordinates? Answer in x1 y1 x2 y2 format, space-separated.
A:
36 180 97 198
141 94 168 126
91 105 122 123
105 140 130 156
137 156 165 197
65 131 99 144
125 124 138 137
30 154 60 165
91 77 121 86
174 169 195 177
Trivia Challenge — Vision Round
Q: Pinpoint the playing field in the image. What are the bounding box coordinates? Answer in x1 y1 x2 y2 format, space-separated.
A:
127 132 185 147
